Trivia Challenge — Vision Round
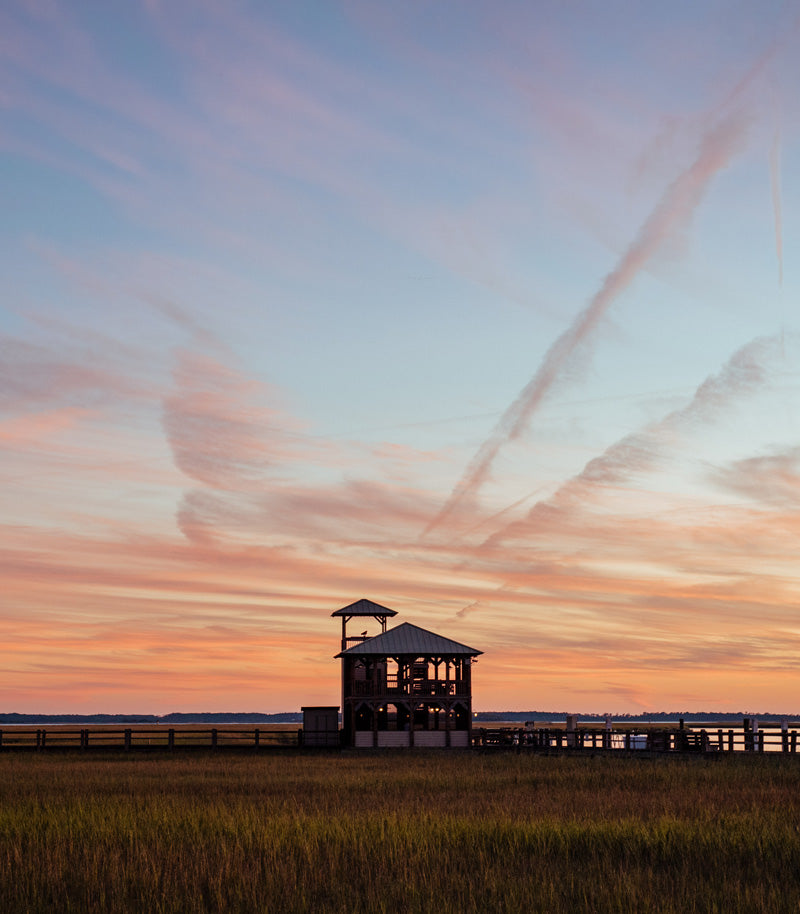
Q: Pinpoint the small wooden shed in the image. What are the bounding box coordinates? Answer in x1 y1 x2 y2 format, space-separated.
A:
301 706 340 747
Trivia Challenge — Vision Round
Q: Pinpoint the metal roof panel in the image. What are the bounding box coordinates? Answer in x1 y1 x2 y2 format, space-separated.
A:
331 599 398 618
336 622 482 657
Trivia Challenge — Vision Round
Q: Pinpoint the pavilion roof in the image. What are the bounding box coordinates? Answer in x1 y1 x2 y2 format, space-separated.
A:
336 622 482 658
331 598 398 618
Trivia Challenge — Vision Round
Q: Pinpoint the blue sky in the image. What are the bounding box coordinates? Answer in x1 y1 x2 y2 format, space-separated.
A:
2 0 800 713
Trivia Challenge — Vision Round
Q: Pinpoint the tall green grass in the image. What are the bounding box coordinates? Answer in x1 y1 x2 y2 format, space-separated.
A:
0 752 798 912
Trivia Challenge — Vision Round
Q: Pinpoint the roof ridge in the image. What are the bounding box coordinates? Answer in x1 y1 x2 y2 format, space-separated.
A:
336 620 482 657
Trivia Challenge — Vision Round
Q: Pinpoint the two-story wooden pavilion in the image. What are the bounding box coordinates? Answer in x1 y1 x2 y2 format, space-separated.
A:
333 599 482 748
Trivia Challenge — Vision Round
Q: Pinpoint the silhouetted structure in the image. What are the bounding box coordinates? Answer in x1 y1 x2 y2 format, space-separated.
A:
333 599 482 748
301 706 339 747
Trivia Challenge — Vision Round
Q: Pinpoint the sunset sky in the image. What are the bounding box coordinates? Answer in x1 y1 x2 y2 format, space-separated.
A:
2 1 800 715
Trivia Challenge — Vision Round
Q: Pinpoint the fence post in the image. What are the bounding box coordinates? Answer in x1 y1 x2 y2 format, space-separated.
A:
254 728 260 747
728 730 734 752
0 729 3 749
168 729 175 750
792 731 797 754
124 729 132 751
211 728 218 749
700 730 709 753
758 731 764 753
782 717 789 754
624 732 631 751
566 714 577 748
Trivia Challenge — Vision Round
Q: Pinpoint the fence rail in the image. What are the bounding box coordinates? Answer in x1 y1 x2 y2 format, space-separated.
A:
0 727 301 751
3 724 799 754
473 726 800 754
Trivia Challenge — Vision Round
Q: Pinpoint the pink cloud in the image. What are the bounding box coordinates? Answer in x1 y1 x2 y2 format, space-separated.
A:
713 447 800 509
162 348 298 491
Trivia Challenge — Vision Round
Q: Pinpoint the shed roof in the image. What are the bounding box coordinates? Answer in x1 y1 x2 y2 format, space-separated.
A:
336 622 482 658
331 598 398 618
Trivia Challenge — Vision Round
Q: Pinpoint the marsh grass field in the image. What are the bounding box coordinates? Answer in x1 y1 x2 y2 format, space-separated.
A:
1 750 799 913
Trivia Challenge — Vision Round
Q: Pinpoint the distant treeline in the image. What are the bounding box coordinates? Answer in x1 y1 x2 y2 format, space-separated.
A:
3 710 797 725
0 712 303 724
474 711 798 723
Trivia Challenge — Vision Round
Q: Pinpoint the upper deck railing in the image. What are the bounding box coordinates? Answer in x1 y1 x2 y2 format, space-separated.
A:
348 678 468 697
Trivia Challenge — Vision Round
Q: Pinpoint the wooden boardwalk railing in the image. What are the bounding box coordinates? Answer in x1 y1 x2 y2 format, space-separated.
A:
0 727 302 751
473 726 800 754
2 724 798 754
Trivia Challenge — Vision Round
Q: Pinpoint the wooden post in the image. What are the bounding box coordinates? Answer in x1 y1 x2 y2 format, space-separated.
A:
700 730 709 753
758 731 764 753
566 714 577 748
743 717 753 752
728 730 734 752
624 732 631 751
791 731 797 754
124 729 132 751
0 730 3 749
211 728 218 749
717 729 723 752
168 728 175 750
81 729 89 750
254 728 260 747
782 717 789 754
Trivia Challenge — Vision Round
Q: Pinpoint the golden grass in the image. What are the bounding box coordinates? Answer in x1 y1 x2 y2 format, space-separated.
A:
0 751 798 912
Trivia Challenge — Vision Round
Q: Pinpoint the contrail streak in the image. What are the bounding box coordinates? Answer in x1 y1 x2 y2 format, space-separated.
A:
423 114 747 537
770 125 783 286
480 333 783 552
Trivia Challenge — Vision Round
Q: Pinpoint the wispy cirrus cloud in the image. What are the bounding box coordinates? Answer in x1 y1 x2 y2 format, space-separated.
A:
162 348 297 492
0 336 138 412
481 333 785 550
424 113 749 536
713 447 800 509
